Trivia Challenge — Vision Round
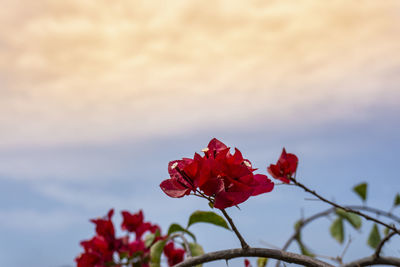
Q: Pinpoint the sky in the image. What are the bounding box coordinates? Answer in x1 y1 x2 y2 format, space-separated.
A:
0 0 400 266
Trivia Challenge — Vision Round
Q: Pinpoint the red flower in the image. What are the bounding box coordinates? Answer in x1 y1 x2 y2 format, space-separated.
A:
77 209 164 267
121 210 161 240
90 209 115 243
163 242 185 266
80 235 113 259
76 235 114 267
118 237 147 258
121 210 144 233
160 138 274 209
75 251 104 267
267 148 298 183
159 156 201 198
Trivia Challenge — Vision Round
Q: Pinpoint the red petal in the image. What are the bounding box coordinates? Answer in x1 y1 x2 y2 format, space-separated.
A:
214 189 252 209
251 174 274 196
286 153 298 173
230 148 244 165
160 179 191 198
200 177 224 196
278 176 291 184
267 164 280 179
207 138 228 153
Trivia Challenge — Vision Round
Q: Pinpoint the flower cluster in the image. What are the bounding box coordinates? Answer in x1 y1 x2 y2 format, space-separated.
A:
267 148 298 184
160 138 275 209
75 209 185 267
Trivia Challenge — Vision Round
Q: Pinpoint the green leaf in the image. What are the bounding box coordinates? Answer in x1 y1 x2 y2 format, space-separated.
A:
257 257 268 267
335 209 362 229
367 224 381 249
188 242 205 267
150 239 167 267
145 229 161 248
330 217 344 243
167 223 196 241
145 233 156 248
189 242 204 257
394 193 400 207
383 227 390 237
353 183 367 202
187 210 230 230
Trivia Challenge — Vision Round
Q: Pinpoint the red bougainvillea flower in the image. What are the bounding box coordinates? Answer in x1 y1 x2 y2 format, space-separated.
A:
163 242 186 266
159 155 202 198
267 148 298 184
77 209 168 267
121 210 144 232
80 235 113 260
76 235 114 267
76 251 105 267
118 237 147 258
160 138 274 209
90 209 115 243
121 210 161 240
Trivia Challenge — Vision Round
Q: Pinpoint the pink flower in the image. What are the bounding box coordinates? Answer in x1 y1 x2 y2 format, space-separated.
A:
268 148 298 183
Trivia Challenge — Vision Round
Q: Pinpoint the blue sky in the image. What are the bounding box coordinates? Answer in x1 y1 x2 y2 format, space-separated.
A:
1 108 399 266
1 1 400 266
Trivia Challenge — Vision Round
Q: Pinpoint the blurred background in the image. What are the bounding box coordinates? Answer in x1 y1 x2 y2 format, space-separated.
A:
1 0 400 266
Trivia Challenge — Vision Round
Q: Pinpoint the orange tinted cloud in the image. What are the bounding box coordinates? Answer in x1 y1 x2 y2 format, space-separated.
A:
1 0 399 147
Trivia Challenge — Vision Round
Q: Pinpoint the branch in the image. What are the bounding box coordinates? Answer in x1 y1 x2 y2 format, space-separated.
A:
348 206 400 224
374 231 396 259
341 256 400 267
220 209 249 249
173 248 334 267
281 205 400 252
282 208 333 251
169 233 192 257
290 178 400 235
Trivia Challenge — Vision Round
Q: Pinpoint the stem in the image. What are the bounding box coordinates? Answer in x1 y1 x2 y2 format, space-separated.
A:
220 209 249 249
276 204 400 267
342 256 400 267
173 247 334 267
169 233 192 257
290 178 400 235
374 231 396 259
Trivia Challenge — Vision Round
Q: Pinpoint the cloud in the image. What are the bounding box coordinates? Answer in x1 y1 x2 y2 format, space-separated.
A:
1 0 400 147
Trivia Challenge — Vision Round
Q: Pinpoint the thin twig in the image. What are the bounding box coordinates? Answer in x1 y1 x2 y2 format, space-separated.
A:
276 205 400 267
220 209 249 249
173 247 334 267
169 233 192 257
290 178 400 235
340 236 352 262
341 255 400 267
374 231 396 259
